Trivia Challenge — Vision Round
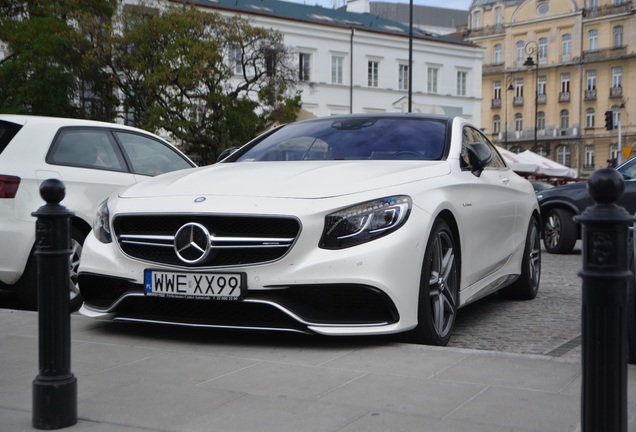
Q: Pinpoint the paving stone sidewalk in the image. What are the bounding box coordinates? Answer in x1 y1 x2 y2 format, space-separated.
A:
1 309 636 432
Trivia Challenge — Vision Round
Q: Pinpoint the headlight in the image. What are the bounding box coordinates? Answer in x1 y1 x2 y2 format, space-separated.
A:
93 199 112 243
320 196 412 249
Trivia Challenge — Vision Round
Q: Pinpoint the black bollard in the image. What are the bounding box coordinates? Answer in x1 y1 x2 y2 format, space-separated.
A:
575 168 632 432
31 179 77 430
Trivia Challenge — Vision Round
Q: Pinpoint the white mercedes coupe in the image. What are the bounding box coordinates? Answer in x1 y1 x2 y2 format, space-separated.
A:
79 114 541 346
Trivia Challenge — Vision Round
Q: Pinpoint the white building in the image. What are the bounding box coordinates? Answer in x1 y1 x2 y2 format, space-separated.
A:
182 0 484 125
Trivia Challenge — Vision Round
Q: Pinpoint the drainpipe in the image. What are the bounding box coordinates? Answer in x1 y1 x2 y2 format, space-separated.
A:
350 27 354 114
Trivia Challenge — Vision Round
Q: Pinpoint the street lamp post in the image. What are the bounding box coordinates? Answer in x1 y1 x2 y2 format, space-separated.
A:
524 41 539 154
504 76 514 149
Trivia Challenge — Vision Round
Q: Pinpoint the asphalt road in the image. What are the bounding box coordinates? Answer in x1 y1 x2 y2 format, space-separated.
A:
0 242 584 359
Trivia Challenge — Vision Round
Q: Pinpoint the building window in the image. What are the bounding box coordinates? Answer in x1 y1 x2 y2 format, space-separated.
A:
493 115 501 134
537 112 546 131
560 109 569 129
586 108 595 128
561 73 570 93
538 37 548 62
612 66 622 88
590 0 599 8
265 49 277 76
610 143 619 165
368 60 379 87
538 76 546 96
562 33 571 60
586 70 596 90
331 56 344 85
399 64 409 91
556 145 571 167
495 7 503 25
473 11 481 29
515 79 524 97
493 80 501 100
457 71 467 96
427 67 438 93
514 113 523 131
516 41 525 64
584 145 595 168
614 26 623 48
588 29 598 51
299 53 311 81
494 44 502 64
537 111 545 130
228 45 242 74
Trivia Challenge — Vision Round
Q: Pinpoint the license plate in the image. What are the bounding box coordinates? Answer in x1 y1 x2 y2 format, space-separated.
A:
144 270 244 300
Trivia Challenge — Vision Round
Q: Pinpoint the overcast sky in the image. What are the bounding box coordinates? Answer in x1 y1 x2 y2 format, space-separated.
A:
285 0 472 11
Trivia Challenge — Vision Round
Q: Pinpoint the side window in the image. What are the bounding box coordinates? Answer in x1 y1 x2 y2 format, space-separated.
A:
460 127 505 170
473 129 506 169
48 129 126 171
114 131 192 176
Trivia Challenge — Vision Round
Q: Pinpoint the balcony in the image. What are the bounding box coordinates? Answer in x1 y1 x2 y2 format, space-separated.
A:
581 46 628 62
559 92 571 102
466 24 505 38
611 86 623 98
513 96 524 106
537 94 546 104
585 2 633 19
492 98 502 108
585 89 597 100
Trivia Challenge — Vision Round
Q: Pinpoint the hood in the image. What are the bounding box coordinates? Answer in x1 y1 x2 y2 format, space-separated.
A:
120 160 450 199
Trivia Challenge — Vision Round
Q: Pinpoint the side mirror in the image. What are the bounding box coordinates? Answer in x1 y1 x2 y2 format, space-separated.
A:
466 142 492 177
216 147 239 163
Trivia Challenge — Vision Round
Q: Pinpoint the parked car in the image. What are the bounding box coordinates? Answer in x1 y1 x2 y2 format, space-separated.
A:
537 157 636 254
78 114 541 346
0 115 196 310
530 180 554 193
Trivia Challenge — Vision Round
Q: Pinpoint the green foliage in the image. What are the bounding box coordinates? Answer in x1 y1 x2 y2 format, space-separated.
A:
0 0 117 118
0 0 301 163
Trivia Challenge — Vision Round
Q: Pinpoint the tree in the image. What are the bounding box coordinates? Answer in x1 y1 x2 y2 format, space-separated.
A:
109 3 301 164
0 0 118 119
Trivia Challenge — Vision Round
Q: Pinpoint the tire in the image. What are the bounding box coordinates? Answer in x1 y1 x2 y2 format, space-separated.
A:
18 226 86 312
407 219 459 346
543 208 577 254
499 217 541 300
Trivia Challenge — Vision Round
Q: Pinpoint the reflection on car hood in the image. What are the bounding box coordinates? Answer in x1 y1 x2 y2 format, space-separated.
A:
119 160 450 199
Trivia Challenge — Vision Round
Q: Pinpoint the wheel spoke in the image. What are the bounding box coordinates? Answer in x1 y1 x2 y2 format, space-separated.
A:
427 231 456 337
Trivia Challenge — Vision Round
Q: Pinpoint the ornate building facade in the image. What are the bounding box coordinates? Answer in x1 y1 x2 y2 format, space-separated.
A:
465 0 635 177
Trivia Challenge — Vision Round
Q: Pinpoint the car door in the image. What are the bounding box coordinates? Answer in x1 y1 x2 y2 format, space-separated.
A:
460 126 518 284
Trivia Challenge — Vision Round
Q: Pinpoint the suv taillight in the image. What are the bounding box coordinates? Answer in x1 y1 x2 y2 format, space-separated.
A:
0 175 20 198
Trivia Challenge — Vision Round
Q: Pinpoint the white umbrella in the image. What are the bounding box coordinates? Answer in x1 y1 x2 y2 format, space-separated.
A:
517 150 578 179
495 146 538 174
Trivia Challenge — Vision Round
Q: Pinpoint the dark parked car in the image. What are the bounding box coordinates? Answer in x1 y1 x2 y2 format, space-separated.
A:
537 157 636 254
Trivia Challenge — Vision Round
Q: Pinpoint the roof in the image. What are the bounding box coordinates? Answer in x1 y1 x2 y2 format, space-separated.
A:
185 0 475 46
469 0 523 10
369 2 468 29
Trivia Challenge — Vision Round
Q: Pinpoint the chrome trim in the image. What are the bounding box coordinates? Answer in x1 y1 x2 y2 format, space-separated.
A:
120 234 294 248
83 295 390 328
114 317 312 335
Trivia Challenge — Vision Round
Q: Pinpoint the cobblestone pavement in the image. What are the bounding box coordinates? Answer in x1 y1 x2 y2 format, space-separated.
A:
0 241 588 360
449 241 583 360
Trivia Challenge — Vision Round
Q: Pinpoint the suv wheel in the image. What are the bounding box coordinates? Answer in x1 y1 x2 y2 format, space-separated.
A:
543 208 577 254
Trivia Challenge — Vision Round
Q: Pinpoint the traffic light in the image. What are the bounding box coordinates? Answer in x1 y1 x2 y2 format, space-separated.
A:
605 110 614 131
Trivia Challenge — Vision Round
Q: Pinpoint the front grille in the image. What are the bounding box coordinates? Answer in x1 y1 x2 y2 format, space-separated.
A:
80 274 399 329
113 214 300 267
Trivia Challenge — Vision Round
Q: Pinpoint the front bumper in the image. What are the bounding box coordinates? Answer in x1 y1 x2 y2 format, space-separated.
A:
78 208 430 336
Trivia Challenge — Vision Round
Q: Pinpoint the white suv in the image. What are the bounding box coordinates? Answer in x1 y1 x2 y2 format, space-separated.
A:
0 115 196 309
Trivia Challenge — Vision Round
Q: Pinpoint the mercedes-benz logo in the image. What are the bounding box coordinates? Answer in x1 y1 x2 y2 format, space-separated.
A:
174 223 211 264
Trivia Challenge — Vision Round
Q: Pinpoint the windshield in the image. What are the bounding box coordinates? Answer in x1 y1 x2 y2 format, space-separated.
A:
618 158 636 180
234 117 447 162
